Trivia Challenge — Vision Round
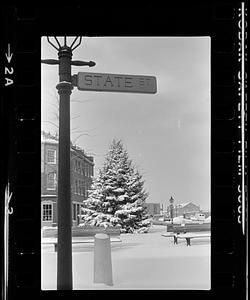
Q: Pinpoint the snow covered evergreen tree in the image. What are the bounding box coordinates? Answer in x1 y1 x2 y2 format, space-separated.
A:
81 139 151 233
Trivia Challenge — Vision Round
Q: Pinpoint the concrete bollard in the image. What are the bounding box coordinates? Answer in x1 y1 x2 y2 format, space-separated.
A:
93 233 113 286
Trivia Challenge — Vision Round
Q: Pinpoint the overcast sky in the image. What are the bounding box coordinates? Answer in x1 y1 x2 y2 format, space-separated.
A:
41 37 210 211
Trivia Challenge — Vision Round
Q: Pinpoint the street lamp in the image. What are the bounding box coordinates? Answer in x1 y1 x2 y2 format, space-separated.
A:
169 196 174 222
42 36 95 290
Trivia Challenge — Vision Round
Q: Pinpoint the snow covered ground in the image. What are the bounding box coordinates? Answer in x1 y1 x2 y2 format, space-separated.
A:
41 225 210 290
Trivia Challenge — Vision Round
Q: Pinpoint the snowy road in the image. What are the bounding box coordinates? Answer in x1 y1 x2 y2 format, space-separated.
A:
41 225 210 290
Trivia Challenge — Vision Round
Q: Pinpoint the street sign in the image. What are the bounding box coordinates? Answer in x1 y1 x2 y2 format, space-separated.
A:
73 72 157 94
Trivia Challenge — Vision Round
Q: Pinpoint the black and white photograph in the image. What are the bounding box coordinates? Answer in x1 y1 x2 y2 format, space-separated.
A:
41 36 211 290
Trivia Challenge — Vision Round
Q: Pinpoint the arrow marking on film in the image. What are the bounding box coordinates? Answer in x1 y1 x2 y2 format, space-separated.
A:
5 44 13 63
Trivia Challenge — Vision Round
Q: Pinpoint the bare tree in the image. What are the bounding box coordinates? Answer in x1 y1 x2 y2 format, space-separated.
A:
42 94 98 145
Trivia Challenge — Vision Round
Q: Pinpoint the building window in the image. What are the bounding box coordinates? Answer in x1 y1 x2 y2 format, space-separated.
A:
47 172 56 190
84 162 87 176
77 180 79 195
42 204 53 221
80 180 83 196
47 149 56 164
73 204 76 221
75 180 78 195
79 181 81 196
77 180 80 195
78 181 80 195
79 182 81 195
74 159 79 173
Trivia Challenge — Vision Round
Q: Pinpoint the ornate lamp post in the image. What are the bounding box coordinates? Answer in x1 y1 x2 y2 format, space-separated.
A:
42 37 95 290
169 196 174 222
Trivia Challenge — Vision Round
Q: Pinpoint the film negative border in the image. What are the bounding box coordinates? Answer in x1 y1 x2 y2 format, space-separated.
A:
1 5 41 300
236 3 248 297
211 2 245 295
236 2 247 237
0 3 247 300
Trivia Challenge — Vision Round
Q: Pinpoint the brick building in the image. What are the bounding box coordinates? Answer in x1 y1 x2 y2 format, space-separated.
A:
41 131 94 227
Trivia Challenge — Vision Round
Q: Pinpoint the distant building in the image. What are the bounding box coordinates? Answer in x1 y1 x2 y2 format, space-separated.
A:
41 131 94 227
143 203 161 216
167 202 201 218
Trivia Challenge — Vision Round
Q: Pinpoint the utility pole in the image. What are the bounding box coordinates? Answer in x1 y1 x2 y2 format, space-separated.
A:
41 37 95 290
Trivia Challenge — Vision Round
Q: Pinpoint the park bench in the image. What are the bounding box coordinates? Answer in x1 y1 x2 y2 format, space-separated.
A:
162 232 211 246
174 232 211 246
167 223 211 234
41 225 121 252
